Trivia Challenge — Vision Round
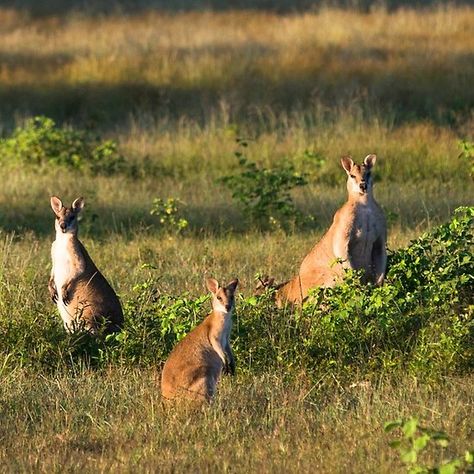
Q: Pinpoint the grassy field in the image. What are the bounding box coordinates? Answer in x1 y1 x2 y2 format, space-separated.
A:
0 4 473 473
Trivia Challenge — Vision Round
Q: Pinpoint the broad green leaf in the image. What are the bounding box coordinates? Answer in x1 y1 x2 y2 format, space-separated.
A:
438 459 461 474
402 418 418 438
413 434 430 452
384 420 403 432
408 467 426 474
401 449 417 464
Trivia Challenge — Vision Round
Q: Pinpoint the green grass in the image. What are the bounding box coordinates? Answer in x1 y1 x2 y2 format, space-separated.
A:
0 4 473 473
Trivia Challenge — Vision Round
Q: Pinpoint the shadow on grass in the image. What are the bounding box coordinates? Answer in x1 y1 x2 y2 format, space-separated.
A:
0 45 472 131
8 0 471 17
0 191 468 239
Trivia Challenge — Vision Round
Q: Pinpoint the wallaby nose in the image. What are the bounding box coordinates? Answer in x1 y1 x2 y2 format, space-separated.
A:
359 182 367 192
60 222 67 231
225 304 232 312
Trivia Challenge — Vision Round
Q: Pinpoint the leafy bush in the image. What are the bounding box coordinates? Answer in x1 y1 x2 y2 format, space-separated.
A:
233 207 472 378
103 279 209 366
218 141 309 230
0 207 472 380
0 116 126 175
385 417 474 473
150 198 189 234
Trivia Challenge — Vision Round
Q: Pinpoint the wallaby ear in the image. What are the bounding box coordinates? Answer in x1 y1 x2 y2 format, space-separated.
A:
50 196 63 215
364 154 377 169
227 278 239 293
341 156 354 173
206 278 219 295
72 197 85 213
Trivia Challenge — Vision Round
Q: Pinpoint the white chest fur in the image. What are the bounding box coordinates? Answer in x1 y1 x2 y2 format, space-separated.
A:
51 233 76 329
209 310 232 365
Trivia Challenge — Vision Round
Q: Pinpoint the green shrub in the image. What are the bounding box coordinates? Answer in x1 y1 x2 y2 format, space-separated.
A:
103 279 209 366
0 116 126 175
218 140 309 231
236 206 474 379
109 206 473 378
150 198 189 235
385 417 474 473
0 207 472 380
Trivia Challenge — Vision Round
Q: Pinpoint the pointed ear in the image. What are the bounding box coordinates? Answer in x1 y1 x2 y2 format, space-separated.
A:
226 278 239 293
50 196 63 215
364 154 376 169
72 197 85 213
341 156 354 173
206 278 219 294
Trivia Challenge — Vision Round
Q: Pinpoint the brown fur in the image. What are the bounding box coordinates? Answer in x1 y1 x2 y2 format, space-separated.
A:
161 278 238 403
275 155 387 306
49 196 123 334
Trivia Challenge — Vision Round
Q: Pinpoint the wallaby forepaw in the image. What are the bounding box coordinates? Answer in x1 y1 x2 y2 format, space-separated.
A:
223 362 236 376
49 286 57 302
62 286 70 305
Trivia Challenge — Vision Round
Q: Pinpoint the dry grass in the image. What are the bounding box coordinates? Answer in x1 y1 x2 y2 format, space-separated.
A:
0 7 472 128
0 368 472 473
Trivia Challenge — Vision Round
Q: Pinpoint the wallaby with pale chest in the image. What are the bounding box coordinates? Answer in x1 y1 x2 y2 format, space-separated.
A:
49 196 123 334
161 278 238 403
272 154 387 306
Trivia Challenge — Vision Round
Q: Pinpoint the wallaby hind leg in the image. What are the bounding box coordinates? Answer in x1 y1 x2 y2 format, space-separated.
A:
372 237 387 286
186 376 216 403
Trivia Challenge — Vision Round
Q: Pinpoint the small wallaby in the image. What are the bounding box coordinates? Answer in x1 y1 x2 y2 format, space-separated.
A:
49 196 124 334
275 154 387 306
161 278 239 403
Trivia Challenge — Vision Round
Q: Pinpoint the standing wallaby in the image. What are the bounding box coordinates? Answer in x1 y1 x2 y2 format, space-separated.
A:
273 154 387 306
161 278 239 403
49 196 124 334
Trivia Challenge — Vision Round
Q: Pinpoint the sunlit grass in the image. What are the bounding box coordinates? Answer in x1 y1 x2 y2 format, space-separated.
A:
0 368 472 472
0 4 473 472
0 7 472 127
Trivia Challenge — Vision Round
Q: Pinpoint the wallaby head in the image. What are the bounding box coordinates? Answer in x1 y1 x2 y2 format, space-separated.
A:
206 278 239 313
50 196 85 235
341 154 376 197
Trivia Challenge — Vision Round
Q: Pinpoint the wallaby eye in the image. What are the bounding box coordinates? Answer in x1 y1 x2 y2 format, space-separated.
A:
350 174 356 179
217 296 222 301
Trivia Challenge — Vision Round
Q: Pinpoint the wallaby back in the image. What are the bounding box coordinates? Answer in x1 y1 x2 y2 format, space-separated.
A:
49 196 123 334
161 278 238 403
275 155 387 306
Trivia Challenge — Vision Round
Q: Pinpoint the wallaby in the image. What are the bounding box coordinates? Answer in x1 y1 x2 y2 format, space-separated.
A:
161 278 238 403
49 196 124 334
274 154 387 306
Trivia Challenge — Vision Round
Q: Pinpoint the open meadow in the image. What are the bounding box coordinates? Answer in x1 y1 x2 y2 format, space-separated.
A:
0 3 473 472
